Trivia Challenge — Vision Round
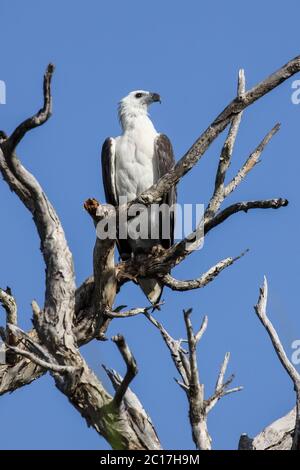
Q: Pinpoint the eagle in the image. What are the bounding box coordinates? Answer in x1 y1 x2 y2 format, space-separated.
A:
101 90 176 305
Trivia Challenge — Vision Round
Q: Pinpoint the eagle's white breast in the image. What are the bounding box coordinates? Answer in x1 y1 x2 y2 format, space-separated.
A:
115 115 158 202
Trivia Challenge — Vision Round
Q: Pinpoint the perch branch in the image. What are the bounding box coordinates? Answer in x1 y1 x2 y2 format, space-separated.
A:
132 55 300 207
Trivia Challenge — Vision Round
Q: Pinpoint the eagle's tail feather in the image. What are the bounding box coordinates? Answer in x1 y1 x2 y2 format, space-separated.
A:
138 277 163 308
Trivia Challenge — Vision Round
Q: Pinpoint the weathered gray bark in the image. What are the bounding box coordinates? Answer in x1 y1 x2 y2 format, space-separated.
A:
0 56 299 449
0 66 162 450
239 408 296 450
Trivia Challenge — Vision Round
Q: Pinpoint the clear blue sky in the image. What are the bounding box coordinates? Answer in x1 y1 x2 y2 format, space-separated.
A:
0 0 300 450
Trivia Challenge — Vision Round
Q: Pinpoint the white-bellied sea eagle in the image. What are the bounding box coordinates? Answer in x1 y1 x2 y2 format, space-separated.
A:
101 90 176 305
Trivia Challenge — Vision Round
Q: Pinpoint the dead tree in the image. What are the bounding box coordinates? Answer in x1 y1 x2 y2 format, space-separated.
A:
0 56 299 450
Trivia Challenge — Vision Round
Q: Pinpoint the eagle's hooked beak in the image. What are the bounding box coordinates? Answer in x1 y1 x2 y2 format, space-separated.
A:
150 92 161 104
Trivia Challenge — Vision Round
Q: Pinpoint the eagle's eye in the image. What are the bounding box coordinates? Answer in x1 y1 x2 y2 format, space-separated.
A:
135 92 143 99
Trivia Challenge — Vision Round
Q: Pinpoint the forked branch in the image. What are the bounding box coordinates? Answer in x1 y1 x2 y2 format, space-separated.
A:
145 308 242 450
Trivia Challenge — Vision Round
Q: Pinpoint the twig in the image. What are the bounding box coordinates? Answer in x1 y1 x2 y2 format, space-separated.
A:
144 311 190 385
225 123 280 197
205 352 243 413
105 302 163 318
216 352 231 391
195 315 208 344
183 309 200 388
5 344 76 374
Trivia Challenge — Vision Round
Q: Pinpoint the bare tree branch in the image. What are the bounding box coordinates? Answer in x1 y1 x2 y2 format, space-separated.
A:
145 307 241 450
0 66 76 359
102 367 162 450
206 69 245 219
205 352 243 413
205 198 288 234
254 277 300 450
132 55 300 207
111 335 138 407
5 344 77 374
4 322 77 373
225 123 280 197
162 251 247 291
0 288 17 328
216 352 231 391
6 64 54 153
118 195 287 285
105 303 163 318
144 311 190 385
0 287 18 364
195 315 208 344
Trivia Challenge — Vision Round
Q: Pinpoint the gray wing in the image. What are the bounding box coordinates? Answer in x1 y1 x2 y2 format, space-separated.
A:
101 137 132 258
154 134 176 248
101 137 118 206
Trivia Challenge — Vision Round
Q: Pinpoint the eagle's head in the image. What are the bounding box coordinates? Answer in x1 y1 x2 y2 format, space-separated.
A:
118 90 161 127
